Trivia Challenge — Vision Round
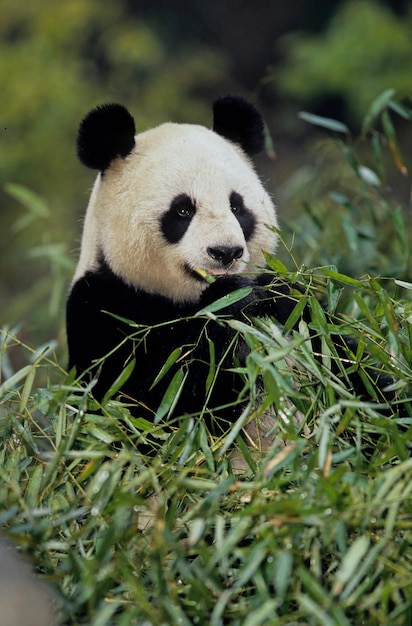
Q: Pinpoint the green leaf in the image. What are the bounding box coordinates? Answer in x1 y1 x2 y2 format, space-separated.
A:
273 550 293 596
5 182 50 216
333 535 370 596
26 464 44 507
321 268 364 288
283 295 309 334
318 420 330 472
150 347 183 389
85 425 115 444
154 367 187 423
298 111 349 133
102 358 136 404
357 165 381 187
362 88 396 133
0 364 34 398
263 254 289 273
370 134 385 182
388 99 412 120
205 337 216 395
19 365 36 412
382 109 408 175
394 279 412 290
196 286 252 315
328 191 350 208
341 144 359 174
218 403 252 457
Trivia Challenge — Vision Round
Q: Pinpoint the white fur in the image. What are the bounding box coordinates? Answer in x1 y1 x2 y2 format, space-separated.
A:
74 122 279 303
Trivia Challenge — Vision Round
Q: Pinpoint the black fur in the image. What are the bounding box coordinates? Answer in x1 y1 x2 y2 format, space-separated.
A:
77 103 136 171
213 96 265 156
161 194 196 244
66 260 299 429
230 192 256 241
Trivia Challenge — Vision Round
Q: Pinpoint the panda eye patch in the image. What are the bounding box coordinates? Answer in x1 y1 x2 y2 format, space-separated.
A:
230 191 245 214
229 191 256 241
161 194 196 244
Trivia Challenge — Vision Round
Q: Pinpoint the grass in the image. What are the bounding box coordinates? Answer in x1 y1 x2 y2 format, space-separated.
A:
1 93 412 625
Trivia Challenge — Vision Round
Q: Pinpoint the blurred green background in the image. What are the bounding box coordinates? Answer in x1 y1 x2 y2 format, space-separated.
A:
1 0 412 353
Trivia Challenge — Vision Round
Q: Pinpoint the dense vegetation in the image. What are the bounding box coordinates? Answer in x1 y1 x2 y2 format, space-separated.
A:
1 1 412 623
1 93 411 624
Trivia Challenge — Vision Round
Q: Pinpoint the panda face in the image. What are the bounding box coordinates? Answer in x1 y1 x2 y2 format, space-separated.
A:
75 115 278 304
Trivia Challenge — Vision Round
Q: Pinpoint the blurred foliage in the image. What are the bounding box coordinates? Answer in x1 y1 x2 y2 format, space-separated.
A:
275 0 412 124
276 90 412 288
1 0 228 188
0 0 228 342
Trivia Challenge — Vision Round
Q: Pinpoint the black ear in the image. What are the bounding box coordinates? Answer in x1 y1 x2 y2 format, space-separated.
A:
77 103 136 171
213 96 265 156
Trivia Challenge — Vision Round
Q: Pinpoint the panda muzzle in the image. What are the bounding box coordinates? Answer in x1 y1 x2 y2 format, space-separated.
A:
207 245 243 267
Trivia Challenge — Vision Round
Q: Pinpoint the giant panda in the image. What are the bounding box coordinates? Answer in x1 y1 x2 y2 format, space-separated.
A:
66 96 394 444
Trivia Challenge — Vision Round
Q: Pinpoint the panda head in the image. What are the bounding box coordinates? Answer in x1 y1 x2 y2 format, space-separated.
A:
75 96 279 303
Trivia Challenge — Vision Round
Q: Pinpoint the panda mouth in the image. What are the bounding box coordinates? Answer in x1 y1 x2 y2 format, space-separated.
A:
208 269 229 276
187 264 235 284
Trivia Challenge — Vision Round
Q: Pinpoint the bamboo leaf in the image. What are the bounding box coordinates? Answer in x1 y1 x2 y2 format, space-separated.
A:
150 347 183 389
332 536 370 596
388 99 412 120
0 364 34 398
196 287 252 315
102 358 136 404
298 111 349 133
154 368 187 423
321 268 364 288
362 88 396 133
381 109 408 175
264 253 289 273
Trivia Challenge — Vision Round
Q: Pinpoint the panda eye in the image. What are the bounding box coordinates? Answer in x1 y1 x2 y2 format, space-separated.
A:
176 204 194 218
230 191 244 214
171 194 196 219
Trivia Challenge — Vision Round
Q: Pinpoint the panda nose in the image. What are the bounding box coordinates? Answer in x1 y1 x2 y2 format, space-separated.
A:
207 245 243 266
